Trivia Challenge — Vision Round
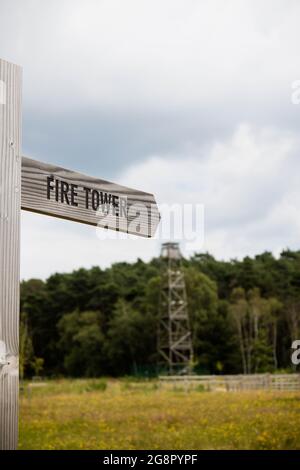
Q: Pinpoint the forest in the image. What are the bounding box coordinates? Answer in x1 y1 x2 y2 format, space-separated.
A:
20 249 300 378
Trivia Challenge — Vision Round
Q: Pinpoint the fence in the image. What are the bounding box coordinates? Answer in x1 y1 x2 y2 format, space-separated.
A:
159 374 300 392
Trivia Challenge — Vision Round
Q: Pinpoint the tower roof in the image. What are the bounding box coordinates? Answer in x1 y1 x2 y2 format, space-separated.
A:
161 242 182 260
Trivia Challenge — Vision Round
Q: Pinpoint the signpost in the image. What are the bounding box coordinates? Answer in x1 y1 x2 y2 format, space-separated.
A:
0 58 160 449
21 157 160 237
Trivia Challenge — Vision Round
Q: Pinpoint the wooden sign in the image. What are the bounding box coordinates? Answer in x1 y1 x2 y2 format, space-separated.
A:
0 57 161 450
21 157 160 237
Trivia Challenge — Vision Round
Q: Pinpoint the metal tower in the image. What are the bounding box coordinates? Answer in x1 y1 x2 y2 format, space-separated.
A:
158 242 193 374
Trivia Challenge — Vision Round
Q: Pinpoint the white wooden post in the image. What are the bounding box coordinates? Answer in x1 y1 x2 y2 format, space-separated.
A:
0 58 22 450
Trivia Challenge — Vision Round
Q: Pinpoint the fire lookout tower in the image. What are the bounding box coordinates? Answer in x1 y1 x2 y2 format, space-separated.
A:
158 242 193 374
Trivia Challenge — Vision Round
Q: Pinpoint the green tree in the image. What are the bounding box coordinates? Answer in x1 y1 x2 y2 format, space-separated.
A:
58 310 105 377
105 299 156 375
184 267 235 373
19 313 34 381
230 288 283 373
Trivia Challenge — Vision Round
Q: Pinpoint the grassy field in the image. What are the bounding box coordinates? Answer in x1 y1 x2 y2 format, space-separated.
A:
19 378 300 450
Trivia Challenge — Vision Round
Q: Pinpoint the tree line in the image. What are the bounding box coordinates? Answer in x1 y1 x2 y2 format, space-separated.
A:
20 249 300 377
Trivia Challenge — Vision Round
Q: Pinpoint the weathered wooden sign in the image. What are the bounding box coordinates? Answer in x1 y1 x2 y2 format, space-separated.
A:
0 57 160 450
21 157 160 237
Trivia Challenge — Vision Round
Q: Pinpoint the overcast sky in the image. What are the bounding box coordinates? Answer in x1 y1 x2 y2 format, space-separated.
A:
1 0 300 279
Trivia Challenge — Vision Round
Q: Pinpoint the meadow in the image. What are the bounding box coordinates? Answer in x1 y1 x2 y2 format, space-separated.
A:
19 379 300 450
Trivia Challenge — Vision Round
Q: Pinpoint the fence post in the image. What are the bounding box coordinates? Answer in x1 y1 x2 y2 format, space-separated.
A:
0 58 22 450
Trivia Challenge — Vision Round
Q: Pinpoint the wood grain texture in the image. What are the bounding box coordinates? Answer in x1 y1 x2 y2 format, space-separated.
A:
0 58 22 450
21 157 160 237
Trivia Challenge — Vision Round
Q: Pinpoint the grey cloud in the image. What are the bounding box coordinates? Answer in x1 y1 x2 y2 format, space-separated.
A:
1 0 300 278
